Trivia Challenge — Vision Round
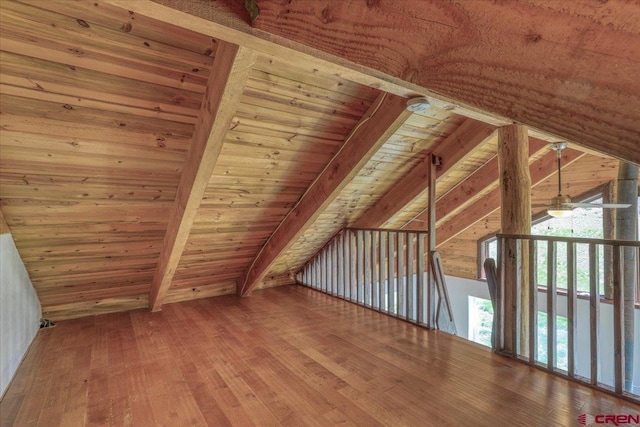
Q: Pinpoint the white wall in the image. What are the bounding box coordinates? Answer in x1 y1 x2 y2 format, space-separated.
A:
446 274 640 394
1 233 41 398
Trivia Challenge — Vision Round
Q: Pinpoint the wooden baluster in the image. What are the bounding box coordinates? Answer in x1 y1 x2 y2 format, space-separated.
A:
372 231 379 310
379 231 387 313
528 239 537 365
337 232 344 298
567 242 577 378
388 233 395 315
589 244 600 385
407 233 415 321
417 234 425 325
613 244 625 394
331 240 338 295
351 231 358 302
364 231 372 307
547 241 557 370
496 236 504 350
397 233 405 317
357 230 364 304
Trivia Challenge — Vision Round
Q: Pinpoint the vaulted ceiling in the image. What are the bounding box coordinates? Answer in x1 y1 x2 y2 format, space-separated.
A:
1 0 638 320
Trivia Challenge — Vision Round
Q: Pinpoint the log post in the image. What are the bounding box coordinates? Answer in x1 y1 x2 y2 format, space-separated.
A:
498 124 531 355
615 161 638 392
603 181 616 300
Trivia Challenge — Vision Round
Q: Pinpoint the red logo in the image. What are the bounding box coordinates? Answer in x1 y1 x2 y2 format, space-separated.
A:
578 414 640 426
578 414 595 425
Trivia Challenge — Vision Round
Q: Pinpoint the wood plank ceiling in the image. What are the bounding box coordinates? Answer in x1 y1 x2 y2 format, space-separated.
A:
0 0 637 320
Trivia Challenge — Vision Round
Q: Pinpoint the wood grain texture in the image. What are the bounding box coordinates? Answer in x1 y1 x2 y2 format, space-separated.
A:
0 208 9 235
498 124 532 354
0 0 214 316
237 93 412 296
434 148 587 246
169 54 380 297
2 286 638 426
499 125 532 235
266 109 465 282
250 0 640 164
114 0 530 129
120 0 587 145
2 0 637 320
354 119 495 229
403 138 549 230
438 155 623 280
149 42 257 311
42 294 149 321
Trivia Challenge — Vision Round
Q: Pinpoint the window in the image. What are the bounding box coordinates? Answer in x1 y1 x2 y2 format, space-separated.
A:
532 197 603 293
536 312 569 370
468 296 493 347
467 295 569 368
477 237 497 280
479 199 605 292
478 190 640 302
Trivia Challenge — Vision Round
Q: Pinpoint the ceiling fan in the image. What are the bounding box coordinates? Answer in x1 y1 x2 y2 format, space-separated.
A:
533 142 631 218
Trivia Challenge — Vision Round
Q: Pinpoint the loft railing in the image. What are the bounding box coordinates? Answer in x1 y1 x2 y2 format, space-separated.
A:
493 233 640 402
297 228 456 333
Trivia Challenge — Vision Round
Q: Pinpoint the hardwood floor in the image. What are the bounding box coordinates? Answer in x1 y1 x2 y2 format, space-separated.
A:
1 285 638 426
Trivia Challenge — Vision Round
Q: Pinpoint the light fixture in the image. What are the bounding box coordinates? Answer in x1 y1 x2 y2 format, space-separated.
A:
547 194 573 218
547 208 573 218
534 142 630 216
406 96 431 112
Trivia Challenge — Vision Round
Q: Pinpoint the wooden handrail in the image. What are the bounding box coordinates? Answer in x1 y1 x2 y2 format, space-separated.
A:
345 226 430 235
298 227 452 333
496 233 639 402
496 233 640 247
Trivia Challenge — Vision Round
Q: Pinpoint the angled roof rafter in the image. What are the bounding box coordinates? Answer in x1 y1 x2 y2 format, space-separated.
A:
434 148 587 247
353 118 496 229
149 41 257 311
237 92 413 297
403 138 550 230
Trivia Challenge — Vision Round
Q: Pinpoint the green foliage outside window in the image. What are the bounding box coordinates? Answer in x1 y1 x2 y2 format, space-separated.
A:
469 297 569 370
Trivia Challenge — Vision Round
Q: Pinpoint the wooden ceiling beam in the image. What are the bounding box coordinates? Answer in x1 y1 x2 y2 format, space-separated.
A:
237 93 412 297
105 0 640 165
110 0 640 164
104 0 563 143
249 1 640 165
403 138 550 229
353 119 496 229
149 42 257 311
434 148 587 247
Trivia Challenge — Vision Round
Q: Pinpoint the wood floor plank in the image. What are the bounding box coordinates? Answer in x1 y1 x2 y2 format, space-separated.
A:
1 286 638 426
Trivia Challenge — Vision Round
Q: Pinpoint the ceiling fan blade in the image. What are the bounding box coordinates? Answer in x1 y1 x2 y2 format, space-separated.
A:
567 203 632 209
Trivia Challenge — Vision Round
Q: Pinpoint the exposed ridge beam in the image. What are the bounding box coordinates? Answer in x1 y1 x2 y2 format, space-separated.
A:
149 42 257 311
434 148 587 247
353 119 496 229
106 1 640 163
403 138 549 229
237 93 412 297
104 0 566 143
249 0 640 165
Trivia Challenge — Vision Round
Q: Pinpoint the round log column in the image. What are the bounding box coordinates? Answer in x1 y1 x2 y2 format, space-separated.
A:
498 124 531 355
